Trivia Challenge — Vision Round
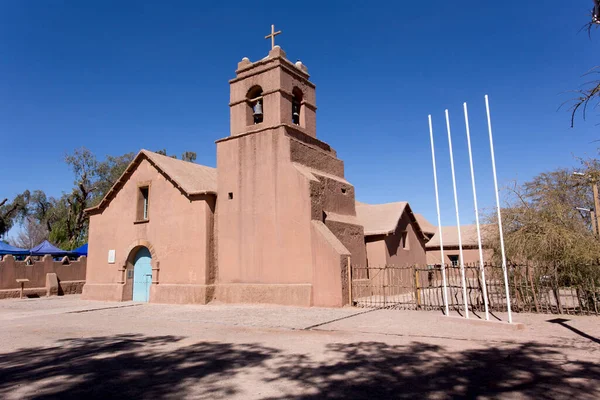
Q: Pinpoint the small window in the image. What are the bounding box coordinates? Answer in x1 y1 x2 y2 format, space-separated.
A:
341 188 347 194
401 231 409 250
228 192 234 200
448 255 459 266
137 186 149 221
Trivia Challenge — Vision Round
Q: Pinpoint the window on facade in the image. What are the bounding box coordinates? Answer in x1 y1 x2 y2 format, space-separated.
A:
401 231 409 250
137 186 149 221
448 255 459 266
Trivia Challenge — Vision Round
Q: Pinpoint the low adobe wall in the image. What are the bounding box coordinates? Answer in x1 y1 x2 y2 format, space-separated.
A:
0 254 87 299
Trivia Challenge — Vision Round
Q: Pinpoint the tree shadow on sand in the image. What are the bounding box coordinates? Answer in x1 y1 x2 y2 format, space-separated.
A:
0 334 278 399
266 341 600 399
0 335 599 399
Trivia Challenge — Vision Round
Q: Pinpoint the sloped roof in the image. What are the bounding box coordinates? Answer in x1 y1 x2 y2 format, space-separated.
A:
414 213 437 236
355 201 428 240
425 224 493 248
142 150 217 195
86 150 217 214
356 202 408 236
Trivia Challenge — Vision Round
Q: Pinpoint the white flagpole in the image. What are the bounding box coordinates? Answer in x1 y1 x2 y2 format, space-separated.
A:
429 115 450 316
463 103 490 321
445 109 469 319
485 95 513 324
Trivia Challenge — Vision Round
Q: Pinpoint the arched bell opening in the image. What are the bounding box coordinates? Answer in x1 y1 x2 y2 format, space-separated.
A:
246 85 264 125
292 87 303 126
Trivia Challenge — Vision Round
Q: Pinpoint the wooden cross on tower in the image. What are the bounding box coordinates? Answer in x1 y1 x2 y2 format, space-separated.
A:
265 24 281 50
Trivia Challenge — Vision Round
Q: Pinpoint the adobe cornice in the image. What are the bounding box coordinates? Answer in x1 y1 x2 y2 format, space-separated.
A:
229 55 314 88
215 123 334 154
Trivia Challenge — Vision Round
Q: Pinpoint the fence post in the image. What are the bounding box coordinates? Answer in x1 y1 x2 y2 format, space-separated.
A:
527 264 540 313
511 266 521 312
553 264 563 314
592 277 599 316
347 256 352 306
383 265 387 308
414 268 421 309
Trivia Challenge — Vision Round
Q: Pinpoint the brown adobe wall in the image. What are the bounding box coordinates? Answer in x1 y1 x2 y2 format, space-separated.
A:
215 126 364 307
83 158 215 304
0 255 86 290
324 219 367 269
290 138 344 177
0 255 86 298
385 213 427 267
426 248 494 265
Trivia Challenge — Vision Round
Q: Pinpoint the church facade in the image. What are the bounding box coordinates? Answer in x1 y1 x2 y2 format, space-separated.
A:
82 44 446 307
83 45 374 307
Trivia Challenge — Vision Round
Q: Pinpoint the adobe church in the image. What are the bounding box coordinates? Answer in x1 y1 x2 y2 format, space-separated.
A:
82 36 431 307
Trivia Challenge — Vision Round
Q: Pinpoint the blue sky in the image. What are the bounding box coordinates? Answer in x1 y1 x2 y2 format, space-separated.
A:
1 1 599 231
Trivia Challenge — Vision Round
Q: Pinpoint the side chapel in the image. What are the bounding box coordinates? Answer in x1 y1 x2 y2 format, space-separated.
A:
82 33 430 307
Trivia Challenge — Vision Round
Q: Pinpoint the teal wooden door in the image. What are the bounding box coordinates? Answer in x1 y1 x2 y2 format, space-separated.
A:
133 247 152 302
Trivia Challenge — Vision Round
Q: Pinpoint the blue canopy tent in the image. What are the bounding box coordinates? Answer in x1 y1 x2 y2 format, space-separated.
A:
30 240 70 257
0 241 29 256
72 243 88 257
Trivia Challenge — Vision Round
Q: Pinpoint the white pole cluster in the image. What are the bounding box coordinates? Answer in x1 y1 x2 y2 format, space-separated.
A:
485 95 513 324
445 110 470 319
428 115 450 316
464 102 490 321
427 95 513 324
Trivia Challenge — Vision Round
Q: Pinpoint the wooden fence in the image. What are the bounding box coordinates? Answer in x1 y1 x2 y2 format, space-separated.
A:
351 263 600 315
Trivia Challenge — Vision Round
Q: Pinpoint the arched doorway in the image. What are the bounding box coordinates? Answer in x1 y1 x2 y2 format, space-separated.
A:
132 247 152 302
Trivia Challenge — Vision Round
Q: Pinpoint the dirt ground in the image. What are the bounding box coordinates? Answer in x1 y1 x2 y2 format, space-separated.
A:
0 296 598 399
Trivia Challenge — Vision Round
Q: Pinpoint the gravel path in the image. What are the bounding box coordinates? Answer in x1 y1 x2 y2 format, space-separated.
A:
0 296 598 399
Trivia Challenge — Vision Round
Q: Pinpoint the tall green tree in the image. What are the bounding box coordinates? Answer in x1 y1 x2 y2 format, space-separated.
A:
0 191 30 238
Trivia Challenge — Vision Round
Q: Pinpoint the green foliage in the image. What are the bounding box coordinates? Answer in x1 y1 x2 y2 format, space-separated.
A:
0 191 30 237
7 147 194 248
486 164 600 286
155 149 196 162
181 151 197 162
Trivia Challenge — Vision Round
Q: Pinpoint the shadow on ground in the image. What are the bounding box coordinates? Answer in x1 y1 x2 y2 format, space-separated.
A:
0 334 598 399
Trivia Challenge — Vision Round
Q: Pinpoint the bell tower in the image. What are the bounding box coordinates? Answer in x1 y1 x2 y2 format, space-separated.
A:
229 45 317 138
216 27 366 308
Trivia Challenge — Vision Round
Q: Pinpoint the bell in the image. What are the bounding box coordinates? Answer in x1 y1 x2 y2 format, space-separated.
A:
292 103 300 124
253 101 263 124
253 101 263 116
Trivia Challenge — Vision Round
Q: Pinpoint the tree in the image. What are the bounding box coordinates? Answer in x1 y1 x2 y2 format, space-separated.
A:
6 147 195 248
155 149 177 159
486 164 600 287
155 149 196 162
181 151 197 162
52 147 135 249
0 191 30 238
9 216 48 249
93 152 136 205
568 4 600 126
492 169 598 263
